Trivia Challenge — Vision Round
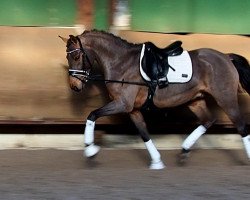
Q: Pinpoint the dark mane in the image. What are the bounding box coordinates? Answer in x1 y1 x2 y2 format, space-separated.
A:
81 29 139 47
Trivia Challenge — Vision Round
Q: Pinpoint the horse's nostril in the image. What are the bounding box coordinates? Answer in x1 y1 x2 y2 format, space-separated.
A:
73 86 81 92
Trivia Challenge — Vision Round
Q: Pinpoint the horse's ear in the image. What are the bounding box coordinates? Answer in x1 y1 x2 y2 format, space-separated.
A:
69 35 78 44
58 35 68 44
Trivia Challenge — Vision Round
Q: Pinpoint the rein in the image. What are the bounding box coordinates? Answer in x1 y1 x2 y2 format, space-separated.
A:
68 69 147 86
67 36 148 87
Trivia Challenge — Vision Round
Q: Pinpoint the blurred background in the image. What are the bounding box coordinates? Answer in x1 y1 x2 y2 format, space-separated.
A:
0 0 250 129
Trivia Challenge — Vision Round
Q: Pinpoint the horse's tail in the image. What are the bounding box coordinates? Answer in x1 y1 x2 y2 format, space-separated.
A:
228 53 250 94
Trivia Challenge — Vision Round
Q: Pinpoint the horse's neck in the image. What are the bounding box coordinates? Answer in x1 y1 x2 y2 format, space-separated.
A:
85 35 141 78
87 36 127 56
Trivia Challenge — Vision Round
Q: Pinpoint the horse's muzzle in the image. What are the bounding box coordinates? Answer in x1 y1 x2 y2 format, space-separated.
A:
69 76 84 92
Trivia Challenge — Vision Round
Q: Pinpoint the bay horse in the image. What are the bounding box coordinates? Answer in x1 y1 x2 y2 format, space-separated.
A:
60 30 250 169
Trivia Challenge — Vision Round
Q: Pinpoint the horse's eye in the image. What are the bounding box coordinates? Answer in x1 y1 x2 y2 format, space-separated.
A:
74 55 80 61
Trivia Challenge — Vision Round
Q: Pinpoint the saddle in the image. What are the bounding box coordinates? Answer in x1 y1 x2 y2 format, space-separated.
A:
141 41 183 88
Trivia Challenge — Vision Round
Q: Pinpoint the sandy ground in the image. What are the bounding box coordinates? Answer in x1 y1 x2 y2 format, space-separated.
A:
0 149 249 200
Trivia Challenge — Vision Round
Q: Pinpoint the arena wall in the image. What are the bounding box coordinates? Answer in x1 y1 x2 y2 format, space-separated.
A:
0 27 249 125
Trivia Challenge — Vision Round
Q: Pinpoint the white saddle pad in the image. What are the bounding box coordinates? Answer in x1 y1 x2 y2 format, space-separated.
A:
139 44 193 83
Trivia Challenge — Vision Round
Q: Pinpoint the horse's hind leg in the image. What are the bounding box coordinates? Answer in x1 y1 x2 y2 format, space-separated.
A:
214 93 250 160
180 99 216 161
130 110 165 169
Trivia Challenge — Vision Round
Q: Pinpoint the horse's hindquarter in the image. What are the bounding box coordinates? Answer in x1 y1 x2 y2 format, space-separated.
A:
153 48 239 109
193 48 239 94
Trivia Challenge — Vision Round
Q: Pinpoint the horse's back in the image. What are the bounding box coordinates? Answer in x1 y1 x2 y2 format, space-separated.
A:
190 48 229 61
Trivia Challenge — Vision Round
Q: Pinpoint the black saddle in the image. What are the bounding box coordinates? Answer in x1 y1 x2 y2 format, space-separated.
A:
141 41 183 88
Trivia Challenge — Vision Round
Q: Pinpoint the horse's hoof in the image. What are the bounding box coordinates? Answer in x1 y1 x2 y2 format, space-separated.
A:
177 152 190 166
84 144 100 158
149 160 165 170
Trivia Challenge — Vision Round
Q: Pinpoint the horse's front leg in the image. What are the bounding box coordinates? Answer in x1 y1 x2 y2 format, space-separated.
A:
84 100 128 158
130 110 165 170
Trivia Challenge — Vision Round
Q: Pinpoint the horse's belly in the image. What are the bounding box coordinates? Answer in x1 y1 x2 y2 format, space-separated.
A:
153 88 201 108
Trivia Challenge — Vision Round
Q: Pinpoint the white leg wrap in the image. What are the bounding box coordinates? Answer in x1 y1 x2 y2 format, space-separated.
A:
242 135 250 159
145 140 165 170
84 120 95 145
84 120 100 158
84 143 100 158
182 125 207 150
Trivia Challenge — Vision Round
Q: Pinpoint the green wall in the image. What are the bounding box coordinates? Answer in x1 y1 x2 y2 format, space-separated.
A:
0 0 109 29
2 0 248 33
94 0 109 30
130 0 250 34
0 0 76 26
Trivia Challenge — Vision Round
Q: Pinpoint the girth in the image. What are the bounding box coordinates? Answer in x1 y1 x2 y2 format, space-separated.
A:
141 41 183 88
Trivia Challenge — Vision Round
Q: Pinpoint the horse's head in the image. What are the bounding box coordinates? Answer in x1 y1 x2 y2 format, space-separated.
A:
59 35 96 92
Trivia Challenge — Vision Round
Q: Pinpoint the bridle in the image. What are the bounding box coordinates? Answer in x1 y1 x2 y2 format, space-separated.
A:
67 37 91 83
67 36 148 86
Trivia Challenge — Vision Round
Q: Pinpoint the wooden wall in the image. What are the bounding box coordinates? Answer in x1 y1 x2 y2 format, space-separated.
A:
0 27 118 124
